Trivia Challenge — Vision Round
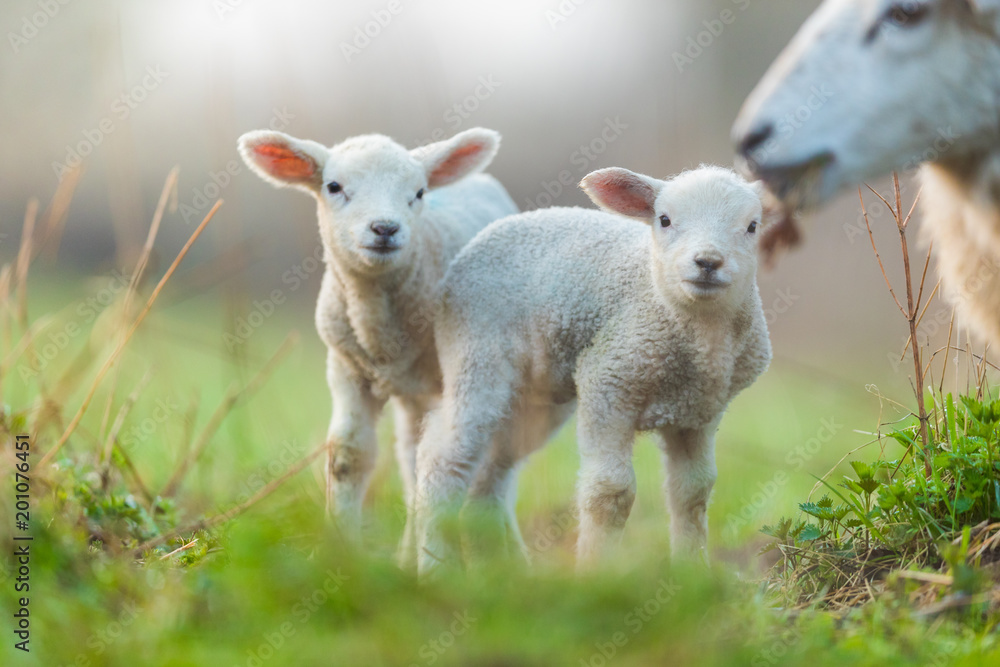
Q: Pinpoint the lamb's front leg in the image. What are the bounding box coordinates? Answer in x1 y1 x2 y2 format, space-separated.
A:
392 396 434 570
325 351 384 543
575 410 637 570
659 421 719 561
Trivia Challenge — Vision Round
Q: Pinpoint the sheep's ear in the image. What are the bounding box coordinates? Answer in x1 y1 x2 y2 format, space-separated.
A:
580 168 664 222
237 130 329 195
412 128 500 189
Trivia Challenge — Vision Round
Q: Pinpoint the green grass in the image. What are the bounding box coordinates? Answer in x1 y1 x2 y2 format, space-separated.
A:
2 270 1000 666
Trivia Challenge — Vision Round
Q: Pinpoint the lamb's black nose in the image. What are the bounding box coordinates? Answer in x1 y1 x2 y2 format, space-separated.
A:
370 221 399 238
695 256 724 272
738 123 774 160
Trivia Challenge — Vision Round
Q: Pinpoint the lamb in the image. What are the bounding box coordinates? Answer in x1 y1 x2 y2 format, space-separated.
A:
732 0 1000 347
237 127 519 545
413 165 773 575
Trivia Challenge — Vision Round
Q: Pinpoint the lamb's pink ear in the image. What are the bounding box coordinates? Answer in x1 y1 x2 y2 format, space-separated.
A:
412 128 500 189
580 168 663 222
237 130 329 194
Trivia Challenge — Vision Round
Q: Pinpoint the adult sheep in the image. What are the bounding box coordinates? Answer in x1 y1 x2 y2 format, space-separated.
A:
414 166 773 575
238 128 518 546
732 0 1000 346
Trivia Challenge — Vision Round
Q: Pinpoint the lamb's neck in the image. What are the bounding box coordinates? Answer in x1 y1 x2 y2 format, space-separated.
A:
325 232 436 335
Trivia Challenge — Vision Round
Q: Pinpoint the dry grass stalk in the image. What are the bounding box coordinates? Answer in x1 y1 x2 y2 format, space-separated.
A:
98 168 179 442
15 199 39 330
100 369 153 489
39 199 224 468
860 175 932 475
39 166 83 261
161 331 299 497
136 439 327 554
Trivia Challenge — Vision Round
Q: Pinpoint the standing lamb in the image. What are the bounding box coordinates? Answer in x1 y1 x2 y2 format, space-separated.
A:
414 165 773 575
237 127 518 546
732 0 1000 346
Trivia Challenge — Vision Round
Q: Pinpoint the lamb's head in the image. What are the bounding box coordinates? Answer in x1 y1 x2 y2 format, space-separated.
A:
732 0 1000 209
582 166 771 308
238 128 501 275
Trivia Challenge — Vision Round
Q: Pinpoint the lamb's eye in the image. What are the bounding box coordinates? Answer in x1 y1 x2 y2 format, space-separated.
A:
748 220 759 234
889 2 931 27
659 215 671 228
327 181 343 195
416 188 425 200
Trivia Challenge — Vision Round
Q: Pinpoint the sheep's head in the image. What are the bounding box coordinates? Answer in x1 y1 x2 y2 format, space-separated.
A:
732 0 1000 213
238 128 501 275
581 166 773 308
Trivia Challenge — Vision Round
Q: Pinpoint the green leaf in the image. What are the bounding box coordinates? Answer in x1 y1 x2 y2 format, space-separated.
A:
797 525 823 542
850 460 873 481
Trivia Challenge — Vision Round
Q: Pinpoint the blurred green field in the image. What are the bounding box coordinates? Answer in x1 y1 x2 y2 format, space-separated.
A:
2 270 999 666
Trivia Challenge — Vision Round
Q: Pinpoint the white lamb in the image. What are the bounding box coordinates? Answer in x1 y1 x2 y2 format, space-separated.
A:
732 0 1000 347
413 165 773 574
237 127 518 545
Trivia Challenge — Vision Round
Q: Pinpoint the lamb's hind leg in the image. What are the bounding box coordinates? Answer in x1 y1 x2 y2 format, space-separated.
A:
393 396 435 571
659 421 719 561
466 402 576 563
415 362 519 577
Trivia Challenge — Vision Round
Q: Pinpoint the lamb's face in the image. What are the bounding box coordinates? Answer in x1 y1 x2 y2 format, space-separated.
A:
581 166 765 308
318 137 426 273
238 127 501 277
652 171 763 304
732 0 1000 209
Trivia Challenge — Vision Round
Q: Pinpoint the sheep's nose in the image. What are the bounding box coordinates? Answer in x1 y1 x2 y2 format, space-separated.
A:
370 221 399 238
695 255 724 272
737 123 774 160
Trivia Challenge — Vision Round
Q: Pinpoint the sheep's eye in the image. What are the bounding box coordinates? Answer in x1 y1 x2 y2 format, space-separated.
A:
868 2 931 39
748 220 759 234
659 215 671 228
327 181 342 194
416 188 425 200
889 2 931 27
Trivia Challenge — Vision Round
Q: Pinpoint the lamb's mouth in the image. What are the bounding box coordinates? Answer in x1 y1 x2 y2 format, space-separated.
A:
683 278 730 293
744 151 836 207
362 245 400 256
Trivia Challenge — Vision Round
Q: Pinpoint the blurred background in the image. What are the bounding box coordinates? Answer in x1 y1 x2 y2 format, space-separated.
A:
2 0 980 533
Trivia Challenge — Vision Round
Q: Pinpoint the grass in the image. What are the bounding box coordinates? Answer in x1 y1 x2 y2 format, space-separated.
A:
2 172 1000 665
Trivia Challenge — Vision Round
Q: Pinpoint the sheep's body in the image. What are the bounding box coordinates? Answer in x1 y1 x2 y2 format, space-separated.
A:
238 128 517 545
732 0 1000 347
415 167 772 574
